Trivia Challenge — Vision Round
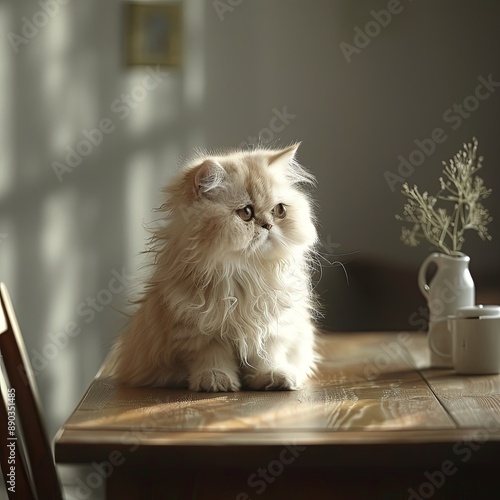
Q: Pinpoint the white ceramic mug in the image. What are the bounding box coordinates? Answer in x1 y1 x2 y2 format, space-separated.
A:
448 305 500 374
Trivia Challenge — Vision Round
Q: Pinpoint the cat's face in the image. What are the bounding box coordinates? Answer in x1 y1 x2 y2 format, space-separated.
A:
173 145 317 264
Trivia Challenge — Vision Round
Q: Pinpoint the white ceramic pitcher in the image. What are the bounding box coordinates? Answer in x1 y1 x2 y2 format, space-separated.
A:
418 252 475 367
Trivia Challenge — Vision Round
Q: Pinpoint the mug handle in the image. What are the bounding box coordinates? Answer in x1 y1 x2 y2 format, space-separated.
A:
428 322 453 359
418 252 439 299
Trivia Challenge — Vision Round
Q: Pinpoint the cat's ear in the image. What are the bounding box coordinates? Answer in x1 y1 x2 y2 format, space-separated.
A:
267 143 301 166
193 160 225 198
267 143 315 186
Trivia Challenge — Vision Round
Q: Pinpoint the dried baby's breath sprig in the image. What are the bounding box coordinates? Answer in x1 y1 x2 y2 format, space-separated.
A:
396 138 492 256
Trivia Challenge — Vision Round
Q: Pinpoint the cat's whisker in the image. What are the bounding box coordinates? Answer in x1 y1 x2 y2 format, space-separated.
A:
327 259 349 286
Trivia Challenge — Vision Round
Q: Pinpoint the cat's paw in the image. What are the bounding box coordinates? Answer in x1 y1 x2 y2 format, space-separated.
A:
189 370 240 392
245 370 299 391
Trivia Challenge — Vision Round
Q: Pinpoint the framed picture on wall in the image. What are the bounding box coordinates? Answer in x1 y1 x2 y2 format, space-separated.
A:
125 2 182 66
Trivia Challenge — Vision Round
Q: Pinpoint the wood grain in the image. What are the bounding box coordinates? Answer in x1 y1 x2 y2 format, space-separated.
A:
59 332 454 437
403 331 500 430
420 369 500 428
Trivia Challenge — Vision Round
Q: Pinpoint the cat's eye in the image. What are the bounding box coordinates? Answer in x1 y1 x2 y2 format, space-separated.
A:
236 205 254 222
273 203 287 219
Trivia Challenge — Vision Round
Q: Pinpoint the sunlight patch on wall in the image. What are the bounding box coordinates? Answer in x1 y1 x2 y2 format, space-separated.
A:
183 0 205 114
43 7 75 155
183 0 206 150
40 188 81 419
43 4 99 162
158 141 182 187
0 5 13 199
123 67 179 137
0 218 16 298
41 188 81 337
125 150 156 293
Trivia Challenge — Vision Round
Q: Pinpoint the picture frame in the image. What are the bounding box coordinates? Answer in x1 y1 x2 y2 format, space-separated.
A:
125 2 182 66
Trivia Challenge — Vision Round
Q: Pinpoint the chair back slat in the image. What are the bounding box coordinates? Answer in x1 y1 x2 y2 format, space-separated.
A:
0 284 63 499
0 372 37 499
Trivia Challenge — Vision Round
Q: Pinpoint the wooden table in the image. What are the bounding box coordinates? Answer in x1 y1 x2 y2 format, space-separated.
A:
55 332 500 499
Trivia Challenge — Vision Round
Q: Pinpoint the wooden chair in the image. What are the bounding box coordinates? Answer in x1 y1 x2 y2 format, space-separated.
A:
0 283 63 499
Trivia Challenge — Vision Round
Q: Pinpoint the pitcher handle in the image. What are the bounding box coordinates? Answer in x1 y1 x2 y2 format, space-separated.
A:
428 323 453 359
418 252 439 299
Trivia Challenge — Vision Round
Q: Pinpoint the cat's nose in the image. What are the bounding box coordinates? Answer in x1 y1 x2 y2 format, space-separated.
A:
262 222 273 231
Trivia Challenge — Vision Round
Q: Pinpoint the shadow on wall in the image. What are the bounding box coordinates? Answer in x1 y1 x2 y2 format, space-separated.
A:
318 257 500 333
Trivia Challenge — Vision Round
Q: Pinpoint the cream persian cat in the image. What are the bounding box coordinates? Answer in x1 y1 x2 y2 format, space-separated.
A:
113 144 318 391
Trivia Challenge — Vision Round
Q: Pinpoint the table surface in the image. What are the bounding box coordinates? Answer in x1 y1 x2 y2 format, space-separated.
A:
54 331 500 468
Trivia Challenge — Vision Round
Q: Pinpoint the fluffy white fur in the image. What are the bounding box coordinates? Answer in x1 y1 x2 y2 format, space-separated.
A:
113 144 319 391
